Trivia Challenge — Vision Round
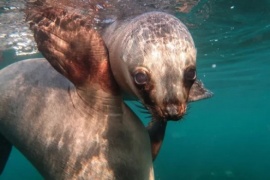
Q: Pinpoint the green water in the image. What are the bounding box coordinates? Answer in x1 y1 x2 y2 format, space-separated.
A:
1 0 270 179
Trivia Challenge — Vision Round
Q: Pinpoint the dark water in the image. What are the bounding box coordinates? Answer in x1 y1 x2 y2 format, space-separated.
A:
1 0 270 179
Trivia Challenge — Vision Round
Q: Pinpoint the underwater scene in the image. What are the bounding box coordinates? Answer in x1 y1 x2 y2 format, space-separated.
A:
1 0 270 179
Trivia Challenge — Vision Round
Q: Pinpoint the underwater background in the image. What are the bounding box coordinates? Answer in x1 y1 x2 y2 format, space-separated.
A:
1 0 270 179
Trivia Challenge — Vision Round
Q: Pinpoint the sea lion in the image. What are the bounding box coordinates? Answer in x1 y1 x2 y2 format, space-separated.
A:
0 0 212 179
103 11 212 159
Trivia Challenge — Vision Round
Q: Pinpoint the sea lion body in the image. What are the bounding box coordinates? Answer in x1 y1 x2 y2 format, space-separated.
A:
0 59 154 179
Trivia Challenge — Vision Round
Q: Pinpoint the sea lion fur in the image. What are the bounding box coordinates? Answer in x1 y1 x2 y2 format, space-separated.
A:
0 1 212 179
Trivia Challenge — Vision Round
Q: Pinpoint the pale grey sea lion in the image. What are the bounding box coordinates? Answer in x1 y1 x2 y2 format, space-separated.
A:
0 0 212 179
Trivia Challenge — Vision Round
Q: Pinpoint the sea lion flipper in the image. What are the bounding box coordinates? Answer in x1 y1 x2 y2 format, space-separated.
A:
188 79 213 102
26 5 118 93
146 119 167 161
0 133 12 175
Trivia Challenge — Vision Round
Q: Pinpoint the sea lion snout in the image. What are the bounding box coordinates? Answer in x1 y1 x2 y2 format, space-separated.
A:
163 103 187 121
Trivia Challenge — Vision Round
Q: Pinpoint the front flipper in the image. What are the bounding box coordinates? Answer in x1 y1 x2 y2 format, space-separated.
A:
146 119 167 161
0 133 12 175
26 4 119 94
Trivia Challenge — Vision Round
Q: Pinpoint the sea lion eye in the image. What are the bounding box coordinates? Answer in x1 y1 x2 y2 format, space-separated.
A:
184 68 196 81
133 71 149 85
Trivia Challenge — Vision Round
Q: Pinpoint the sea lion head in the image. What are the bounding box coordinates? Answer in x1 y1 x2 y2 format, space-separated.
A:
106 12 203 121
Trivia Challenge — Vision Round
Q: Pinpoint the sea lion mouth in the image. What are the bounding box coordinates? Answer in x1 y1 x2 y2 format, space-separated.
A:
150 103 187 122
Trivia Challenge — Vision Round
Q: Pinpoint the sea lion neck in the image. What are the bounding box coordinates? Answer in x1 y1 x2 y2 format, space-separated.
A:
102 17 141 98
70 85 123 116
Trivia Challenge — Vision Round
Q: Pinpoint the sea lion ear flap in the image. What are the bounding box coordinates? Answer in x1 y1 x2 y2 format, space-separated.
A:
188 80 213 102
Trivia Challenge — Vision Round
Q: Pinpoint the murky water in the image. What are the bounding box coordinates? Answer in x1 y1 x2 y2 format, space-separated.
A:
1 0 270 179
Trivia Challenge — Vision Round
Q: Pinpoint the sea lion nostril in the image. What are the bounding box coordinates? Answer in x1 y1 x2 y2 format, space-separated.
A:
165 105 179 116
163 104 187 120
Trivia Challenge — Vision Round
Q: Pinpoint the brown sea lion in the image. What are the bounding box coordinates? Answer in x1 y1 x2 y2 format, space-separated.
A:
0 0 212 179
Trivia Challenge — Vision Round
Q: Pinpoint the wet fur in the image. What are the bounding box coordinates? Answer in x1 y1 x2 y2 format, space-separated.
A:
0 59 153 179
0 1 212 179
